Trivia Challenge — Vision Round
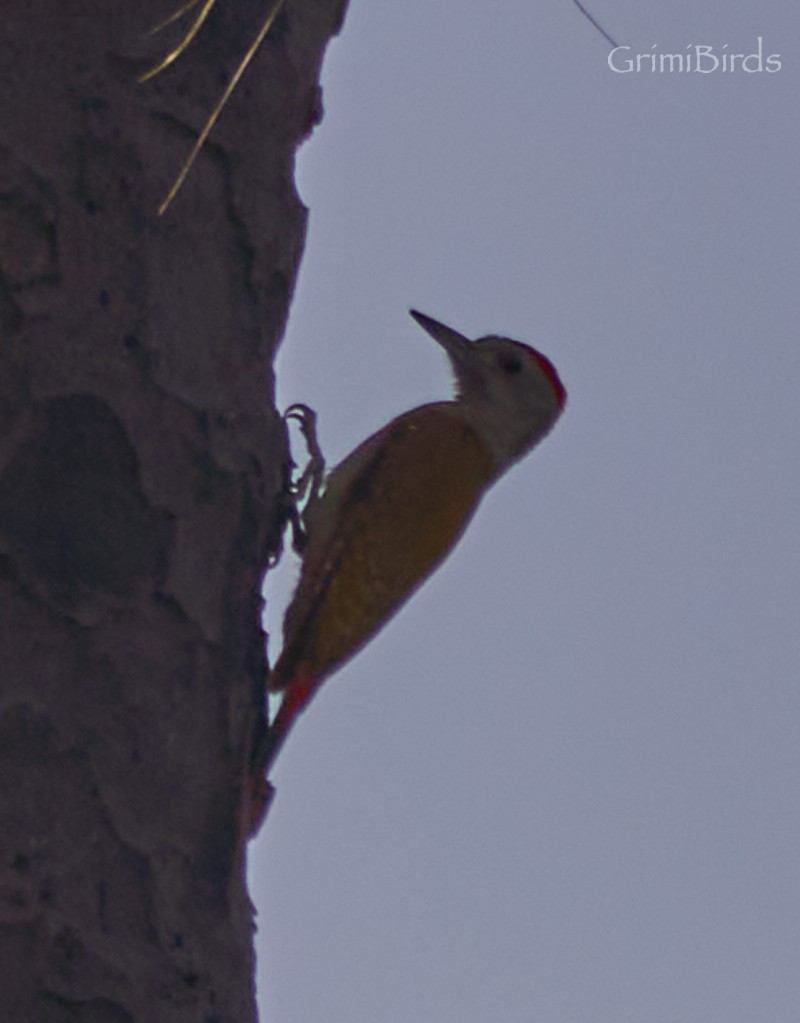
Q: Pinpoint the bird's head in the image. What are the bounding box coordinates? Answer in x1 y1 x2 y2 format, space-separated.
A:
410 309 566 470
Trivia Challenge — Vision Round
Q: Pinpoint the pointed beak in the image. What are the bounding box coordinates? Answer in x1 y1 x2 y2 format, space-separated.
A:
409 309 473 362
410 310 484 396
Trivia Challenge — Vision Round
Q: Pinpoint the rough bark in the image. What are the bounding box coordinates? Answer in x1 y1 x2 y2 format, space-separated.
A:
0 0 347 1018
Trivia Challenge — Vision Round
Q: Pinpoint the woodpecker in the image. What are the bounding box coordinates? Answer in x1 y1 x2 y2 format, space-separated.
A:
261 310 566 774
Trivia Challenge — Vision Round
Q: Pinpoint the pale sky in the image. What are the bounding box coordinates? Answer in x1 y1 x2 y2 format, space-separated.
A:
250 3 800 1020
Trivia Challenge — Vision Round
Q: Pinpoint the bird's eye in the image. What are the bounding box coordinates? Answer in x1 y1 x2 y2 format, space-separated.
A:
498 353 523 375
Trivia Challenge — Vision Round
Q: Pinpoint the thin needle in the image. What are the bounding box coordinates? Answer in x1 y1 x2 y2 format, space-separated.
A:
157 0 287 214
146 0 204 38
139 0 219 83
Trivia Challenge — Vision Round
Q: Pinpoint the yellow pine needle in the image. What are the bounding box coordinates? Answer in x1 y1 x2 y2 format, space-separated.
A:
139 0 287 213
157 0 286 214
146 0 203 36
139 0 219 83
146 0 204 36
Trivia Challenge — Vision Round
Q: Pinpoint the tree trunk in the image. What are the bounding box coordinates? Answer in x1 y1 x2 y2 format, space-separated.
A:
0 0 347 1018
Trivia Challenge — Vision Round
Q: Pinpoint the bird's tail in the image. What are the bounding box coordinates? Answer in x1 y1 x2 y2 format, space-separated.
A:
243 665 318 837
260 665 318 774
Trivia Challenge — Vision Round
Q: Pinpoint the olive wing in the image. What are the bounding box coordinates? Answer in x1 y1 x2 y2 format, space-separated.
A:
271 405 495 689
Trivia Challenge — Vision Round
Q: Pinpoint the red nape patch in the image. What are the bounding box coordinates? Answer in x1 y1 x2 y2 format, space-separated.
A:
525 346 567 409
